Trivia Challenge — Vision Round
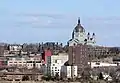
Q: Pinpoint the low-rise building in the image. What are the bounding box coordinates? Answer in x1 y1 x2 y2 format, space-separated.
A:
89 62 117 68
26 61 42 69
8 58 27 68
61 65 77 78
8 56 42 69
8 44 22 54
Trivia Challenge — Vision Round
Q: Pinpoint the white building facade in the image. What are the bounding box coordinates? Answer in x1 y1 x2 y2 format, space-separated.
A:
61 66 77 78
9 45 22 52
89 62 117 68
8 58 26 67
46 53 68 77
8 56 42 69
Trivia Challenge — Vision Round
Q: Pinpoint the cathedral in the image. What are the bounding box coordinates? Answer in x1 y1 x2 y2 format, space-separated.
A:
68 18 96 46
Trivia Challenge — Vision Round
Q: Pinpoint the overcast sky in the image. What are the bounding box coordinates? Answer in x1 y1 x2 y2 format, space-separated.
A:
0 0 120 46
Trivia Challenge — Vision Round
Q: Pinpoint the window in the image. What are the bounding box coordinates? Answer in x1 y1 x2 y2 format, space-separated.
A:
55 67 57 69
19 64 22 66
96 62 100 65
55 60 57 63
53 64 55 66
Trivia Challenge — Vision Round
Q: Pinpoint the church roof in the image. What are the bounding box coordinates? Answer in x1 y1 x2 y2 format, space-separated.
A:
74 18 85 32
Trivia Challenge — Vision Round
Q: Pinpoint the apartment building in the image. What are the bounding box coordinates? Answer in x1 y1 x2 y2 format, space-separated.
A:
68 44 89 76
46 53 68 76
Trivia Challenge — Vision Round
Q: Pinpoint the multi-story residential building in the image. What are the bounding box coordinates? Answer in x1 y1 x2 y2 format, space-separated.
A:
68 44 89 76
46 53 68 76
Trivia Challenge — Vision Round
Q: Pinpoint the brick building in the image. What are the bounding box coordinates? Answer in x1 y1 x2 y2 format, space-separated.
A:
68 44 90 76
68 44 119 76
